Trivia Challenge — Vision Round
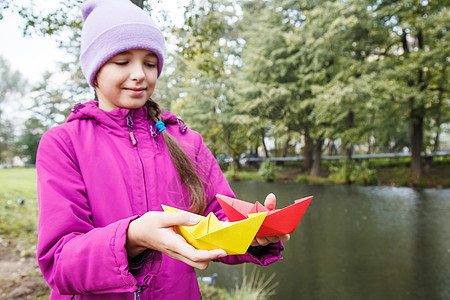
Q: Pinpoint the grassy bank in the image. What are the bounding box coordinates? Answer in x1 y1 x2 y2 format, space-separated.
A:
0 168 38 250
223 156 450 188
0 168 46 299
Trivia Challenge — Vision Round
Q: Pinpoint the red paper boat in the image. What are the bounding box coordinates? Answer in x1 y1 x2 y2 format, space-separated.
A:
216 194 313 237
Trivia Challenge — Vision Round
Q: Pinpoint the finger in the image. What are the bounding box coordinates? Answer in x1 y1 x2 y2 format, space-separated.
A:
262 235 280 244
154 211 201 228
264 193 276 210
250 234 287 246
250 239 260 246
162 231 227 261
254 236 271 246
278 234 290 243
168 246 227 270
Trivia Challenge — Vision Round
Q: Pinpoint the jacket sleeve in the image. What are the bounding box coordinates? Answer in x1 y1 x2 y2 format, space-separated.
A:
194 136 284 266
36 128 140 295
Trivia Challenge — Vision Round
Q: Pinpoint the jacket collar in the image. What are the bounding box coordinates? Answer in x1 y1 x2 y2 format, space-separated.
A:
67 100 183 130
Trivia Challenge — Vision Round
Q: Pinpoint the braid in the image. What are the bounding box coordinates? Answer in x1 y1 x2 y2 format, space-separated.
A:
145 100 206 215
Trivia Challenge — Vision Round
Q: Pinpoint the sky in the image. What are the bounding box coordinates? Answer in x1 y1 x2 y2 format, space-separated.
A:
0 1 67 84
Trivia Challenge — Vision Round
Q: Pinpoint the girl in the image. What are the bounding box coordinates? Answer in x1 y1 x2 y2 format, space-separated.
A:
36 0 289 299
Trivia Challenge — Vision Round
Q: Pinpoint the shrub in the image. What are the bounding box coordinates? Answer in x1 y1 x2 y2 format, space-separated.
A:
296 175 308 184
258 160 280 182
329 158 378 185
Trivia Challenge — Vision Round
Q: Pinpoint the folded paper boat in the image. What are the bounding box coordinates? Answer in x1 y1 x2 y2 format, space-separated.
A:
216 194 313 237
161 205 267 255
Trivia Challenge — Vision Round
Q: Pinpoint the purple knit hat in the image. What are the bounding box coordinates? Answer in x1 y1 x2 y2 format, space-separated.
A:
80 0 165 87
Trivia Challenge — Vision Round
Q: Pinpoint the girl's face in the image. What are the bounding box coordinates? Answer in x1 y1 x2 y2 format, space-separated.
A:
95 49 159 111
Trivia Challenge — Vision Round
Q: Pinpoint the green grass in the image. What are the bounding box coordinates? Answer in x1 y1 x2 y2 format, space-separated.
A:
199 265 279 300
0 168 38 250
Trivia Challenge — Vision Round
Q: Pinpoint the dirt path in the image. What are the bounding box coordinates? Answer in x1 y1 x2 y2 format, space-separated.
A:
0 240 49 299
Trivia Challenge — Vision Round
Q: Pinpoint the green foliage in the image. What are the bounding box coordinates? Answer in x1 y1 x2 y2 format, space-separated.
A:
5 0 448 176
224 166 261 182
16 118 47 164
0 56 27 104
198 282 230 300
223 163 239 181
329 158 378 185
296 174 308 184
168 0 250 160
258 160 281 182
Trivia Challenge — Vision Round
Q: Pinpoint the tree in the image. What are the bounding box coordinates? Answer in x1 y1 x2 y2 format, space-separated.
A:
170 0 248 164
16 117 46 164
237 0 312 165
0 56 27 163
370 0 449 177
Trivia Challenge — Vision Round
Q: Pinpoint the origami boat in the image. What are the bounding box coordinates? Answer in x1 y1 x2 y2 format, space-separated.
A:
161 205 267 255
216 194 313 237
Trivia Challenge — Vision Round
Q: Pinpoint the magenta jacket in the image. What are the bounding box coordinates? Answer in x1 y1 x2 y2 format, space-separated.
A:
36 101 283 299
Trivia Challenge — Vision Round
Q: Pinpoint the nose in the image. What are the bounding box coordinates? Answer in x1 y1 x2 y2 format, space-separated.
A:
130 63 145 82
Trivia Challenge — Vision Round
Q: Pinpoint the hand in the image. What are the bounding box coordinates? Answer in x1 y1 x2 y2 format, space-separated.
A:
126 211 227 270
250 193 291 246
251 234 290 246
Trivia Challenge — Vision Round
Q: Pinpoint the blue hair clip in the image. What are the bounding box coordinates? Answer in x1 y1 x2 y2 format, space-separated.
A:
155 121 166 132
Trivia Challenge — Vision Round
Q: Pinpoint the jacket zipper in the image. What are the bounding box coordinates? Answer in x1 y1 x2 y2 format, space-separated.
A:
127 114 137 146
134 274 152 299
127 112 149 212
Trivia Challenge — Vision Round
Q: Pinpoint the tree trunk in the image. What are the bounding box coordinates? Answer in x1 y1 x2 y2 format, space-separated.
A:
310 136 323 177
433 62 446 153
409 29 426 178
367 110 375 154
261 128 270 158
343 110 354 160
325 139 337 156
302 130 314 172
282 135 290 157
409 99 424 177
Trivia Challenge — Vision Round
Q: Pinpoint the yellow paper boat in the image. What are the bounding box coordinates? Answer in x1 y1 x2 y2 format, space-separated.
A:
161 205 267 255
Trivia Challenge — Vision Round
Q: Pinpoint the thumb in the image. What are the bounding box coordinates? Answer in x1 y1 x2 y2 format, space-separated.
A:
158 211 201 227
264 193 276 211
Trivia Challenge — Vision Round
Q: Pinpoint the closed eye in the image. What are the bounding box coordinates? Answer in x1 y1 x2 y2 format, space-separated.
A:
114 61 128 66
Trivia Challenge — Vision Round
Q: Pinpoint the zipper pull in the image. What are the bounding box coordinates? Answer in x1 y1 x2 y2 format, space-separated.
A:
129 132 137 146
127 114 137 146
149 124 160 150
149 124 157 138
134 285 142 300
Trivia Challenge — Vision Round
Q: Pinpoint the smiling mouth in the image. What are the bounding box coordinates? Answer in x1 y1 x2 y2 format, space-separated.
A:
125 87 146 92
124 87 147 98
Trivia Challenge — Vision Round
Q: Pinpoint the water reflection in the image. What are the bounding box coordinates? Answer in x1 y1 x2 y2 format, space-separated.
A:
198 183 450 300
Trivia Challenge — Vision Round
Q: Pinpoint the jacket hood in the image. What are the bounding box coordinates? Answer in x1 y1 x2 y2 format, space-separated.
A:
67 101 185 130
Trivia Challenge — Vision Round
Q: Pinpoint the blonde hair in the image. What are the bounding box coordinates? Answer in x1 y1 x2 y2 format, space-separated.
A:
145 99 206 215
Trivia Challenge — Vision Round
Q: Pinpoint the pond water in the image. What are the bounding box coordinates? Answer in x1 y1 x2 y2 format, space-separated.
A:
197 182 450 300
